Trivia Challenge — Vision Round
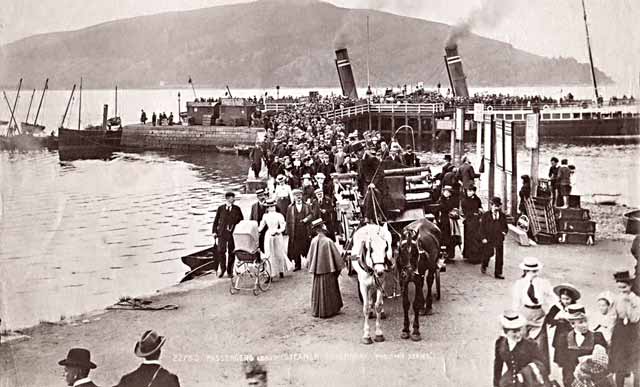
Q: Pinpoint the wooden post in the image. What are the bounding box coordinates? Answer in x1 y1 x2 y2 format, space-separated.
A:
391 115 395 133
509 122 519 220
450 129 456 162
500 121 508 214
377 114 381 132
102 104 108 129
526 113 540 190
417 115 422 138
488 116 496 200
431 117 437 152
455 107 464 165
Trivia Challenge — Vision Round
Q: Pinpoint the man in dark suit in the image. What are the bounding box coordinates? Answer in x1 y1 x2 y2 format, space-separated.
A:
250 189 268 253
480 196 508 279
458 155 480 194
286 189 312 271
212 191 244 278
114 330 180 387
249 142 264 179
441 154 452 178
58 348 99 387
402 145 419 167
310 188 337 241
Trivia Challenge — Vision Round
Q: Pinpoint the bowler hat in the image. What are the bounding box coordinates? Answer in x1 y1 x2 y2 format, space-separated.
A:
134 330 166 358
553 283 581 301
491 197 502 206
500 311 526 330
58 348 97 369
467 185 477 192
225 191 235 198
444 154 452 161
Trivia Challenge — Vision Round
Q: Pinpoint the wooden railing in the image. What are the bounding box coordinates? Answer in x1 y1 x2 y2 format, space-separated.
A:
324 103 446 120
262 102 301 112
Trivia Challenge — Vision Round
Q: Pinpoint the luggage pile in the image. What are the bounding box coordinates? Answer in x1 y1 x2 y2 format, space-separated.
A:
555 195 596 245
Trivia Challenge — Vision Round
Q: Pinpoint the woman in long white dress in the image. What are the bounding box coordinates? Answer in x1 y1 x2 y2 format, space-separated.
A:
259 199 289 279
273 174 293 219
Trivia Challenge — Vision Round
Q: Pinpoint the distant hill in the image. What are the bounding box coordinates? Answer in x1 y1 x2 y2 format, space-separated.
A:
0 0 612 90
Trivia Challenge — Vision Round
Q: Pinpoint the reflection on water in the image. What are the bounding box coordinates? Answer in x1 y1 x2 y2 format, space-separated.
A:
0 150 249 329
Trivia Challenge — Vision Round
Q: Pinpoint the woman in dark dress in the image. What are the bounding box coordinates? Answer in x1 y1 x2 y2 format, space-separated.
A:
461 185 483 264
494 311 550 387
308 218 344 318
438 185 460 262
545 283 581 386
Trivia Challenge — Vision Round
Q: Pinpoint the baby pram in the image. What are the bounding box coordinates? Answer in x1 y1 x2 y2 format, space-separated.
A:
229 220 272 296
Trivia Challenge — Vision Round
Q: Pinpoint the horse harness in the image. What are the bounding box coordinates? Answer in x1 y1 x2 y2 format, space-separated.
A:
356 237 391 295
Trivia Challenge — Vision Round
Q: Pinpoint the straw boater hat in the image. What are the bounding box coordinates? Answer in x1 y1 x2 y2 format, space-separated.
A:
519 257 543 271
255 188 266 197
292 188 303 196
566 304 587 321
311 218 325 230
613 270 635 283
58 348 97 369
442 185 453 192
500 311 527 330
302 173 312 180
134 330 166 358
276 174 286 183
553 283 581 301
315 172 326 180
265 198 276 207
314 188 323 195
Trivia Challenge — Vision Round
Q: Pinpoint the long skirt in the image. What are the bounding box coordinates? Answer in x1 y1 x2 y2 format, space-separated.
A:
520 306 551 373
609 319 639 373
311 272 343 318
265 233 288 275
462 216 482 263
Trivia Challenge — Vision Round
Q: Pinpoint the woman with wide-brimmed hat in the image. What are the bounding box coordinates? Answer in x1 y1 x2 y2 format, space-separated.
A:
545 283 581 379
259 199 290 279
512 257 558 373
493 311 550 387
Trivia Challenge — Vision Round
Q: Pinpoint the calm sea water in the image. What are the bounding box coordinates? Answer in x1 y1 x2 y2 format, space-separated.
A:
0 150 249 329
0 87 638 330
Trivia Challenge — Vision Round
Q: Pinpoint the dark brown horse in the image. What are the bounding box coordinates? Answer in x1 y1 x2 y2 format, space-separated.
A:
397 218 441 340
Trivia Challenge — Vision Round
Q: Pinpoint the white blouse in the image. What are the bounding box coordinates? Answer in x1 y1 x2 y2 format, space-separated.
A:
259 212 286 236
511 276 557 311
274 184 292 200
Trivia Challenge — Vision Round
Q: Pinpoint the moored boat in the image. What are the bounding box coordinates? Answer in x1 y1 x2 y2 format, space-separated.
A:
180 246 217 283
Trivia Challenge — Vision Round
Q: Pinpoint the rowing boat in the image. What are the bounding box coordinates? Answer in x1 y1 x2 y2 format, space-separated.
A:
179 246 217 283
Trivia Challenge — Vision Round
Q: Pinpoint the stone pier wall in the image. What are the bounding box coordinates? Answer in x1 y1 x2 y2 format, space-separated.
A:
121 124 260 151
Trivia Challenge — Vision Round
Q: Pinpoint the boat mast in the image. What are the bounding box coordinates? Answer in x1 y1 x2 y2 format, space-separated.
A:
9 78 22 135
61 84 76 129
25 89 36 123
581 0 599 103
33 78 49 126
115 84 118 117
78 77 83 130
366 15 371 90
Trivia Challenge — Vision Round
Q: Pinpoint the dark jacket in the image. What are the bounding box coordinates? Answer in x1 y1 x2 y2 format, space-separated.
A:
114 364 180 387
250 202 266 223
556 330 607 370
212 204 243 237
494 337 546 387
480 210 508 246
458 163 480 189
403 152 419 167
286 202 312 240
461 195 483 219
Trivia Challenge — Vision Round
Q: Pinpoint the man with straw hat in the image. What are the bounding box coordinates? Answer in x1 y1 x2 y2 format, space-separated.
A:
307 218 344 318
493 311 548 387
114 330 180 387
58 348 98 387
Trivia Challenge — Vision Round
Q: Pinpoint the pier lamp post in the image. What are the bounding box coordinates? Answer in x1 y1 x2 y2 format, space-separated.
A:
276 85 280 101
366 85 373 132
178 92 181 116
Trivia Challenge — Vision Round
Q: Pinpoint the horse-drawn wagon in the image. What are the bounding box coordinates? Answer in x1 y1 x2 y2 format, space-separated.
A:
332 163 446 344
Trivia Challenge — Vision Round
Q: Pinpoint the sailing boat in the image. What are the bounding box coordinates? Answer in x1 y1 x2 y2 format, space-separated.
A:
58 78 122 159
0 79 48 150
21 79 49 135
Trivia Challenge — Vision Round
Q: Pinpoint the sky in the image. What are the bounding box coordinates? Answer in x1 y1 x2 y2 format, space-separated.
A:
1 0 639 88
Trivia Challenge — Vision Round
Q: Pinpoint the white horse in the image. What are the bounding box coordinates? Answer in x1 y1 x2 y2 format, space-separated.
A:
350 223 393 344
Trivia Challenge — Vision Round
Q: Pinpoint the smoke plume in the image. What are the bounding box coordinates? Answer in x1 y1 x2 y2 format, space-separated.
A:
446 0 511 49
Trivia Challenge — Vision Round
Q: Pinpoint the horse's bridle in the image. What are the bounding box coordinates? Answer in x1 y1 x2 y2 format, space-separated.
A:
398 230 425 282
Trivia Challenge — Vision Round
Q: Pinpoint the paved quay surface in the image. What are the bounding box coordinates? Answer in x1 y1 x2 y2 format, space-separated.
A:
1 233 635 386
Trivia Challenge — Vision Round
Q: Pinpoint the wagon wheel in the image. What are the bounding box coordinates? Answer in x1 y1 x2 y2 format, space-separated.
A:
258 260 272 292
435 267 441 301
